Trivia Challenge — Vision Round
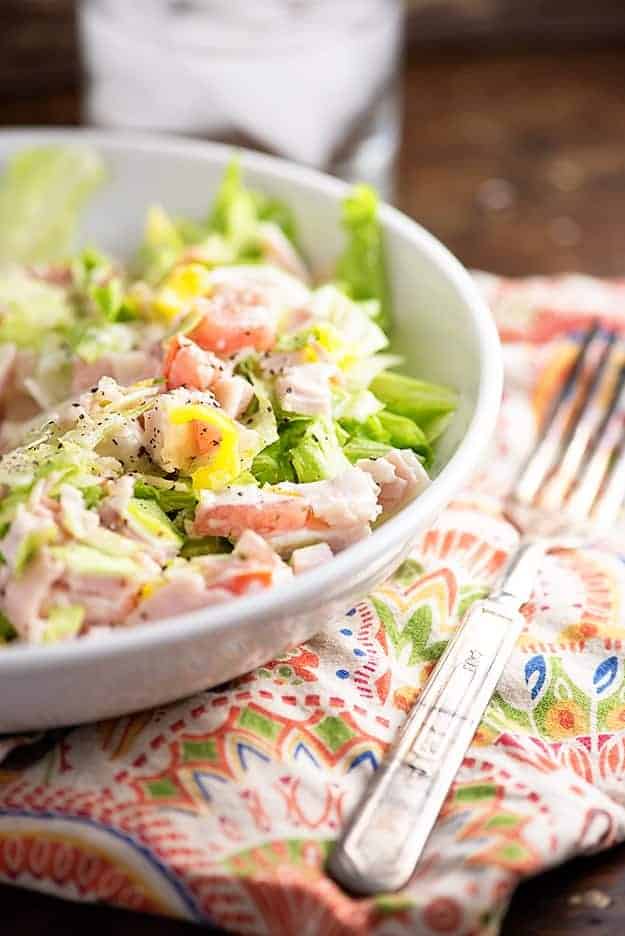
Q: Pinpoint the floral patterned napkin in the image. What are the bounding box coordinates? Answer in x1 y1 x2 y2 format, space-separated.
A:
2 273 625 936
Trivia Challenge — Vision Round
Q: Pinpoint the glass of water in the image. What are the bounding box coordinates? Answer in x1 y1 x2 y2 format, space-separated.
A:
80 0 404 201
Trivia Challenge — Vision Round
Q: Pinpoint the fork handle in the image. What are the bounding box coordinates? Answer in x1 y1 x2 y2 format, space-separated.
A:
327 597 525 895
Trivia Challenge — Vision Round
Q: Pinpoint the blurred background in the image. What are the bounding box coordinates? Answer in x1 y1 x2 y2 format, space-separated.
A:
2 0 625 276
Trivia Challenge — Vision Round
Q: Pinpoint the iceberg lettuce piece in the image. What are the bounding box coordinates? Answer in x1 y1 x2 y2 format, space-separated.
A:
0 269 73 349
125 497 183 549
14 523 58 575
42 605 84 644
0 145 104 264
309 285 387 359
49 543 143 580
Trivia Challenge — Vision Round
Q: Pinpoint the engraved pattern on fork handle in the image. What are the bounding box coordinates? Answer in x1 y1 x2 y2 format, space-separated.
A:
327 599 526 895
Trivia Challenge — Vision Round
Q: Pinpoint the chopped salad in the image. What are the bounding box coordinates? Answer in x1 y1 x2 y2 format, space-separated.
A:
0 146 456 646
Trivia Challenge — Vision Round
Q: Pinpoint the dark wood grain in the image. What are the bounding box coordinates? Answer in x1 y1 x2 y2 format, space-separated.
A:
3 34 625 936
397 47 625 276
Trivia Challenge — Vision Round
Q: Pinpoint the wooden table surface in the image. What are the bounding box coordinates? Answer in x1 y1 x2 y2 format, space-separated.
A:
4 43 625 935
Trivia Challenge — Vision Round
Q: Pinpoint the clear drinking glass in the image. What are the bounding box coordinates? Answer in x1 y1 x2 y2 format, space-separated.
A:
79 0 404 200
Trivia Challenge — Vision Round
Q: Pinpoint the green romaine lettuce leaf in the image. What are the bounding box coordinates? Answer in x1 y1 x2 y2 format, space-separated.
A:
209 158 259 257
335 184 390 332
370 370 457 442
133 479 197 514
180 536 232 559
251 416 348 485
250 190 299 246
0 610 16 643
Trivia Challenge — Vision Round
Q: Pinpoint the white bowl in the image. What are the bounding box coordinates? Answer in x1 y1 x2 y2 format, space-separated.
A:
0 129 502 731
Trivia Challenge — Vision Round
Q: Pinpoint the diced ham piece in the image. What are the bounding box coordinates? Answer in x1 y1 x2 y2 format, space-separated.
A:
291 542 333 575
257 222 310 283
195 530 293 594
1 349 40 422
72 349 161 394
1 551 63 642
194 486 310 540
163 336 253 418
266 522 372 556
163 336 223 392
127 530 292 625
212 374 254 419
275 363 338 417
260 351 304 378
28 264 72 287
193 467 381 553
188 286 277 356
289 468 380 529
52 570 141 629
357 449 430 514
98 475 135 529
127 567 224 625
187 265 310 358
0 498 58 573
60 484 101 539
96 418 145 464
0 343 16 400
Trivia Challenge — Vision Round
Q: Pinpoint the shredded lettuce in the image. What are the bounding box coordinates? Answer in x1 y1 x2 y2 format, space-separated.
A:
14 523 58 575
0 269 73 349
42 605 84 644
309 285 388 359
236 363 279 450
50 542 143 580
0 145 105 264
0 411 125 490
125 497 183 548
335 184 390 332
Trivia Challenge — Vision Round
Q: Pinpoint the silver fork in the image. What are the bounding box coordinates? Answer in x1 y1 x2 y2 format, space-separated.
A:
328 323 625 895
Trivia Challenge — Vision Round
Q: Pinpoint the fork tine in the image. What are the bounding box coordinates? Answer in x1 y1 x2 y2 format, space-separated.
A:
591 368 625 528
567 362 625 521
538 331 619 512
514 323 600 505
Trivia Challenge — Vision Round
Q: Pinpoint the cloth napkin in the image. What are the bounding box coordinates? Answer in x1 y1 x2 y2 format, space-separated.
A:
3 273 625 936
